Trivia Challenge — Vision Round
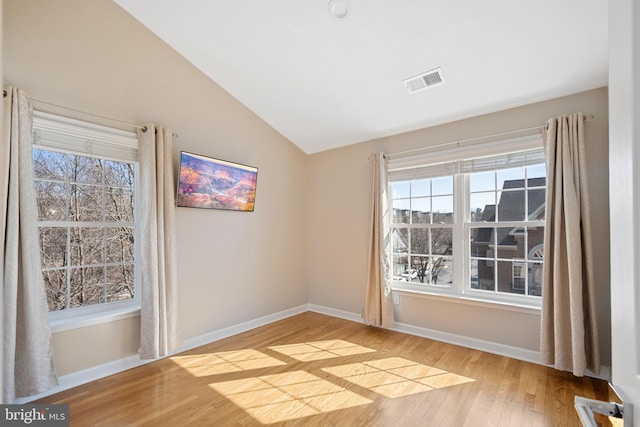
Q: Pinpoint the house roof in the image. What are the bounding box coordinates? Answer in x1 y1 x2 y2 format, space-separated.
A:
474 178 546 247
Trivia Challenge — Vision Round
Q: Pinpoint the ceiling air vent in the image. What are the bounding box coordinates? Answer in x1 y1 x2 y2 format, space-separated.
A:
403 68 445 94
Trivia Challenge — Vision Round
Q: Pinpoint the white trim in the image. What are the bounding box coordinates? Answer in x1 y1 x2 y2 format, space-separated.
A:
33 111 137 147
308 303 537 360
391 287 541 314
19 303 609 403
307 304 364 323
50 303 141 333
18 304 308 403
176 305 308 352
33 110 138 162
389 134 543 174
14 353 150 404
307 303 610 380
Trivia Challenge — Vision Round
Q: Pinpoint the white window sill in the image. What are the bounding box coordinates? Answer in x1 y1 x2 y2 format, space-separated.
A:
391 285 541 315
49 303 141 333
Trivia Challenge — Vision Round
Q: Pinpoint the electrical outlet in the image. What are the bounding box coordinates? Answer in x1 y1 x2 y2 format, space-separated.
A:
393 294 399 305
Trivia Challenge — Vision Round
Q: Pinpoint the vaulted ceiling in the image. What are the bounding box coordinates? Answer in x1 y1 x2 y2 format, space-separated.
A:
114 0 608 154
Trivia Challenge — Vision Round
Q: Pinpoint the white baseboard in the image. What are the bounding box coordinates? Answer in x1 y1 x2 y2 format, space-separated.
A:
176 304 308 353
19 303 609 403
307 304 363 323
307 304 611 381
18 304 309 403
308 303 539 361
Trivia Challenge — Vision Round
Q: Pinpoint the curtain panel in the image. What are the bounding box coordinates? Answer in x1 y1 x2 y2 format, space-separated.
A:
540 113 600 376
2 87 58 402
138 126 180 359
363 152 395 328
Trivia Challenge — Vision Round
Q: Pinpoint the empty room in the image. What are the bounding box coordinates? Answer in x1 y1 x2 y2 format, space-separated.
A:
2 0 638 426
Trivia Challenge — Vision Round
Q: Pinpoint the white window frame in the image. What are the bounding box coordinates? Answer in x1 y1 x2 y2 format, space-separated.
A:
388 134 545 308
33 111 141 329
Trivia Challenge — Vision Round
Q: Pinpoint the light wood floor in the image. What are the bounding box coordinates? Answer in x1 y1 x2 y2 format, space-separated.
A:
38 312 613 426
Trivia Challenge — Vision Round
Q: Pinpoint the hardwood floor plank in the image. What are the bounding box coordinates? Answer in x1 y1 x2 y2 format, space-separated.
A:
35 312 611 426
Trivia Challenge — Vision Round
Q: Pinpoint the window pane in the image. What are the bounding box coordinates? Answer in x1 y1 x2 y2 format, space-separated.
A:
431 228 452 255
40 227 67 269
105 187 134 222
527 164 546 181
392 199 410 224
36 181 68 221
70 227 104 266
470 227 494 257
498 167 525 190
410 229 429 255
391 181 410 199
411 198 430 224
470 192 495 222
528 262 543 296
33 149 66 181
470 259 480 290
432 176 453 195
411 179 430 197
69 266 105 308
497 260 519 294
432 196 453 224
43 269 67 312
392 253 409 278
476 258 495 291
104 160 134 188
432 257 452 285
528 188 546 220
527 229 544 260
70 184 104 221
495 226 524 259
470 171 495 192
497 190 525 221
69 155 104 184
107 227 135 263
392 228 409 254
409 257 428 283
106 265 135 301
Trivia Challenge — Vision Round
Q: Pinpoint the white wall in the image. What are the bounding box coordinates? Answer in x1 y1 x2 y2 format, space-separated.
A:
608 0 640 419
0 0 5 405
308 87 611 366
3 0 308 375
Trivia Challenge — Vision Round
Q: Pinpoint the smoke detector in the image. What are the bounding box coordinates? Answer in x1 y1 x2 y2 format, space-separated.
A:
403 68 446 94
327 0 349 20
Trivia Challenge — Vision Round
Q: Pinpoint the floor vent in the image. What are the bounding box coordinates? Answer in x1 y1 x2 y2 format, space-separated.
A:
403 68 445 94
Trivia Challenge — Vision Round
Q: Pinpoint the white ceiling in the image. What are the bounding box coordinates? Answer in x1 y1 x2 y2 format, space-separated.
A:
114 0 608 154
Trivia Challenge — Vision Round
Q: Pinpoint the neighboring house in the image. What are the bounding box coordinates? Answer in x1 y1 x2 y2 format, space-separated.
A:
471 178 545 295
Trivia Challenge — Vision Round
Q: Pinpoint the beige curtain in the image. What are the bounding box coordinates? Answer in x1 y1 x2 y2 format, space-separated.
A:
2 87 58 402
363 152 395 328
540 113 599 376
138 126 180 359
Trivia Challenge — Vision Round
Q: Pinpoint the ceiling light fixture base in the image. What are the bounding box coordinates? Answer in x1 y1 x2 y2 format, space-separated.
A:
327 0 350 20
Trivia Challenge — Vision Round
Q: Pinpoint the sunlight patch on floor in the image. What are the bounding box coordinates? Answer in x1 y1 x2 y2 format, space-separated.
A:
322 357 475 398
170 349 286 376
269 339 376 361
209 370 372 424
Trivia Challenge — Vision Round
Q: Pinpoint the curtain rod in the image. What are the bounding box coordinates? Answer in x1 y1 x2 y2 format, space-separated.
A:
389 114 594 159
3 89 148 132
29 97 148 132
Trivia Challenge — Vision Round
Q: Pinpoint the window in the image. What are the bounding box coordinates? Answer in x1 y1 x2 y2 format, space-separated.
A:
32 112 140 318
389 136 546 306
468 165 546 298
391 177 454 286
